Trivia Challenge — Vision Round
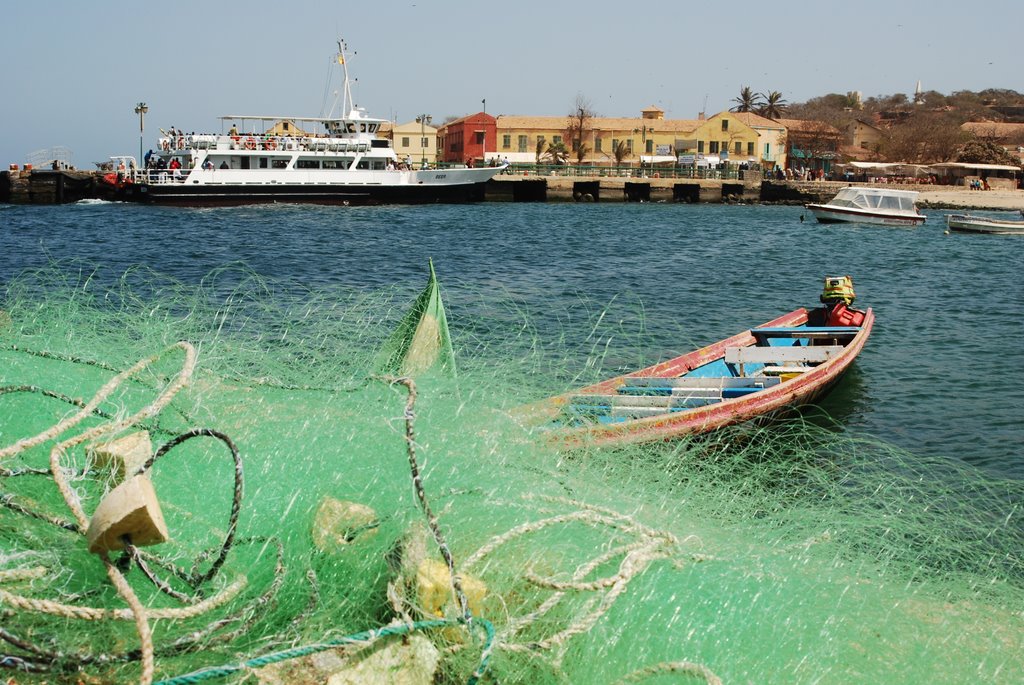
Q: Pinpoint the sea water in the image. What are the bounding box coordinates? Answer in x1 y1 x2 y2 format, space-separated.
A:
2 200 1019 476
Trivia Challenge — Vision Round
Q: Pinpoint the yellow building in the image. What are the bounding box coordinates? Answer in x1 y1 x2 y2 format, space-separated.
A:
493 108 773 168
381 120 438 166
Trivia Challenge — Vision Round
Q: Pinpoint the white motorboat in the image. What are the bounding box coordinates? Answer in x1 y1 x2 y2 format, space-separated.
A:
805 186 926 226
946 213 1024 235
106 41 503 207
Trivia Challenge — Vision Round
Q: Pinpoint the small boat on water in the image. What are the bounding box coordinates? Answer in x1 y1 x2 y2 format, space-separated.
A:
519 277 873 448
104 40 503 207
946 213 1024 235
806 186 926 226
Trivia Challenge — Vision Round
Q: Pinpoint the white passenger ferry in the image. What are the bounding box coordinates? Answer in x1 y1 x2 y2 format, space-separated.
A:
109 42 503 206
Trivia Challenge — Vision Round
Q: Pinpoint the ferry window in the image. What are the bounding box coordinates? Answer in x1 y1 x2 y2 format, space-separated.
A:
360 123 367 132
502 134 511 149
296 159 320 169
372 160 386 170
402 137 410 147
347 123 356 133
272 159 288 169
259 157 268 169
357 160 370 170
368 124 377 133
323 158 353 170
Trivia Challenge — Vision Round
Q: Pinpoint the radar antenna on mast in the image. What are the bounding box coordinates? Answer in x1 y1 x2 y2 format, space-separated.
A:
325 39 358 119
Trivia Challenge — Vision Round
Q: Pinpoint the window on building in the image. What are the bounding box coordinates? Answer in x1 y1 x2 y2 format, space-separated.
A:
697 140 704 153
721 119 729 131
626 139 633 153
421 137 428 149
475 132 485 145
502 134 511 149
764 143 771 157
709 141 719 154
518 135 527 152
552 135 562 145
537 135 546 146
646 139 653 154
283 122 290 132
734 141 742 154
402 137 410 147
611 138 619 153
747 142 754 156
595 137 602 152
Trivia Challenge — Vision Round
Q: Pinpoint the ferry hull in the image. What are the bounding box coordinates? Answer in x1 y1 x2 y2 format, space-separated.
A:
117 179 491 207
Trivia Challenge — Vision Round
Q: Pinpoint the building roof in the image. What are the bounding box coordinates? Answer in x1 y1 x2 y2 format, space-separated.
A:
730 111 785 129
494 114 707 134
776 118 841 135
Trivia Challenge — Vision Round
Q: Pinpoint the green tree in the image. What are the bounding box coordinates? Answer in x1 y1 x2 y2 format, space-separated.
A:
731 86 764 113
957 139 1020 166
542 141 569 165
612 139 631 166
758 91 789 120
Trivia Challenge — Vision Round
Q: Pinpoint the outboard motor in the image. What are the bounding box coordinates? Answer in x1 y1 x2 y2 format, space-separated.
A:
820 275 865 327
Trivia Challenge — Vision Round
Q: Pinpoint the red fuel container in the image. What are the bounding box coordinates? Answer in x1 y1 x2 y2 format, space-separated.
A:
827 303 865 327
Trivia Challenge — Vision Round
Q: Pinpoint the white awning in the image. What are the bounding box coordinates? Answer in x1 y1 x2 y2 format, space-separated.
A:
640 155 677 164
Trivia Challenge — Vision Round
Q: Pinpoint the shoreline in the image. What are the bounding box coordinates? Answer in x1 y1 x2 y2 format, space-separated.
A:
916 188 1024 211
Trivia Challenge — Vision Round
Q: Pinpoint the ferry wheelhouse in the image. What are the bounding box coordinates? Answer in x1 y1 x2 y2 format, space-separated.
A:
109 42 503 206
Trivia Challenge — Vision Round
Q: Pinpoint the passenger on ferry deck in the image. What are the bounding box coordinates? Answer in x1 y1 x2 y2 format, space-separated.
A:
229 124 238 136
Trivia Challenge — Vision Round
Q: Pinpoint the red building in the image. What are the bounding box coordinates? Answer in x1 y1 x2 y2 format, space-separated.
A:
437 112 497 165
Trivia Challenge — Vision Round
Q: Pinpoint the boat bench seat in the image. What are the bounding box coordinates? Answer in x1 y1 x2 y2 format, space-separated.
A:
617 376 780 395
725 345 845 365
566 384 767 418
752 326 859 342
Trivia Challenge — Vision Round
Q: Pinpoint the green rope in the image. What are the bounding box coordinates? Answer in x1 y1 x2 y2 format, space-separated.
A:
155 617 495 685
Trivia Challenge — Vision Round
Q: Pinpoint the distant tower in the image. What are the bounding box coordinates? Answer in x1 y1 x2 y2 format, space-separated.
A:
914 80 924 105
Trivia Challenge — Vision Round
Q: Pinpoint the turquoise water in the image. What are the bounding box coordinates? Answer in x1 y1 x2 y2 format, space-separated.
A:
1 200 1020 478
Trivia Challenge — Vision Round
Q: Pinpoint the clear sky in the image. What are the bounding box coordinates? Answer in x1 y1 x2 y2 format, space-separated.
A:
1 0 1020 168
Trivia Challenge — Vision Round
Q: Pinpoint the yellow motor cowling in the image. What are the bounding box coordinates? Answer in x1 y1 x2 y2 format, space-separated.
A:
820 275 856 305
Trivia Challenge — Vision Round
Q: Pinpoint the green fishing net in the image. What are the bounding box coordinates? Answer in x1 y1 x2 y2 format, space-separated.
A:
0 264 1021 685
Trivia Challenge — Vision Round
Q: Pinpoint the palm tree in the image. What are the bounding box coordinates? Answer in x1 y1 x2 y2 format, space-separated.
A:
731 86 763 113
758 91 789 120
543 141 569 165
612 139 630 166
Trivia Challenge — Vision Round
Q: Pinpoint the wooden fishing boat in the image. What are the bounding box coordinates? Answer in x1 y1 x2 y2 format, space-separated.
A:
520 277 873 448
946 213 1024 235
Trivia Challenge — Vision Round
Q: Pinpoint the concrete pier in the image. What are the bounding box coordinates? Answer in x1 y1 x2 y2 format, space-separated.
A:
0 168 942 207
1 168 109 204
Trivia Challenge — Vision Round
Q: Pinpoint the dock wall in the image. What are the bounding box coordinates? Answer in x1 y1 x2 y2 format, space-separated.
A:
0 169 859 206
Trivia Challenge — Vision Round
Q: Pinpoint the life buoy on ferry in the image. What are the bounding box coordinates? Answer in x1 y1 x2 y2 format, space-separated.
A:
244 137 256 150
265 138 277 150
